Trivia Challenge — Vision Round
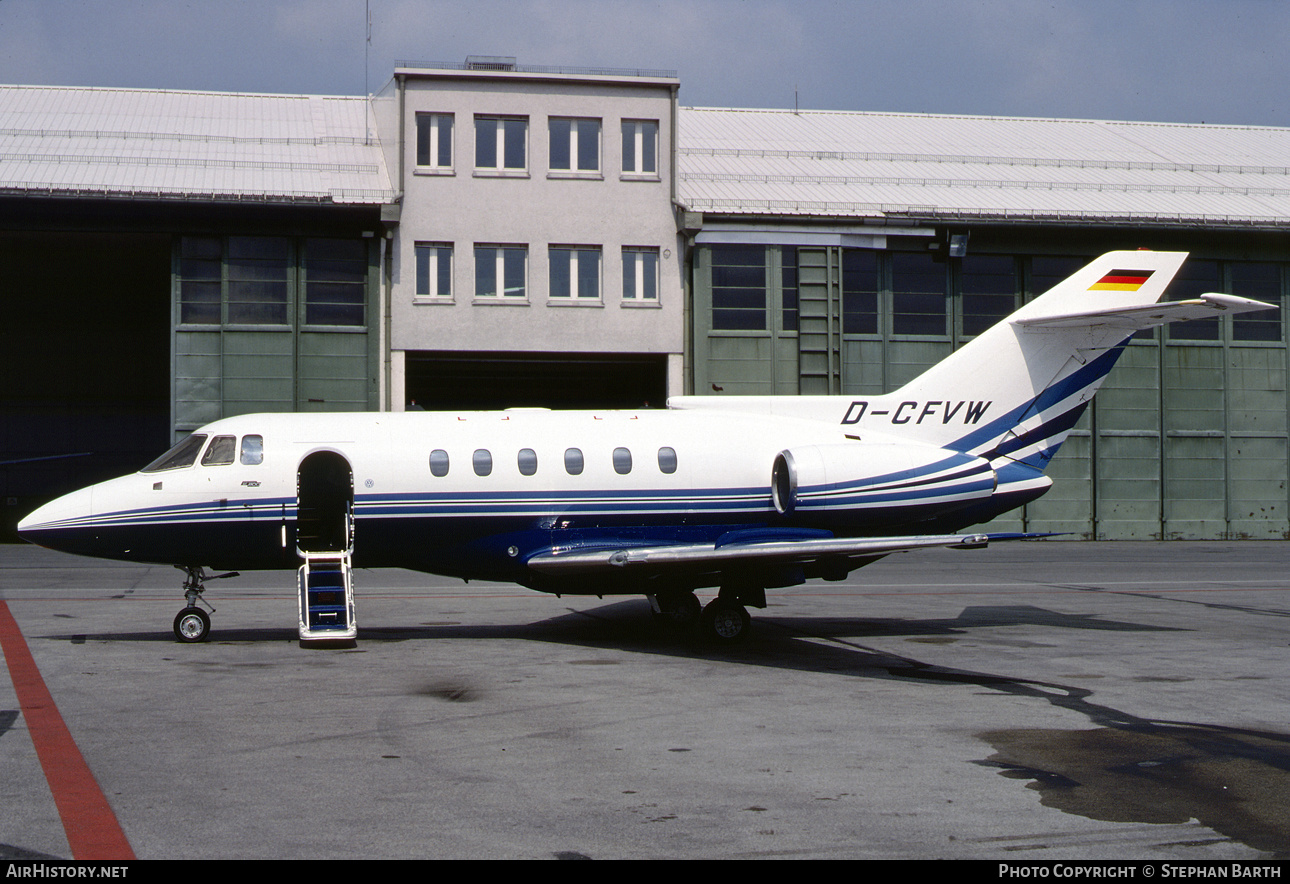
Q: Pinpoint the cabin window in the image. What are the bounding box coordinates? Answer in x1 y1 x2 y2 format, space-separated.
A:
658 447 677 474
613 447 632 475
201 435 237 466
473 449 493 477
240 435 264 465
142 434 208 473
429 449 450 477
564 448 584 475
518 448 538 476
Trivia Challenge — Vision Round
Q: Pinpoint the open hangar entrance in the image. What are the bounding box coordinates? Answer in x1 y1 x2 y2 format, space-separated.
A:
1 227 171 540
404 353 670 411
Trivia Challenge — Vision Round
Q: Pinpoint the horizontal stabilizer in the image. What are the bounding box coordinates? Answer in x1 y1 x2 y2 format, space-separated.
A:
526 532 990 577
1016 293 1276 331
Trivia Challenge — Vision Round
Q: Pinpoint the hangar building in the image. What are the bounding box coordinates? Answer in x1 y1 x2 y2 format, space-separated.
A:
0 83 395 531
678 108 1290 539
2 62 1289 541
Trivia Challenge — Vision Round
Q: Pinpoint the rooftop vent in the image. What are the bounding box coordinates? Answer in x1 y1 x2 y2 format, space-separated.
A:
465 56 517 71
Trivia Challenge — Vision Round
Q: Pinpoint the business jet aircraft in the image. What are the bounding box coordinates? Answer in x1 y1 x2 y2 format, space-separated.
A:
18 251 1274 645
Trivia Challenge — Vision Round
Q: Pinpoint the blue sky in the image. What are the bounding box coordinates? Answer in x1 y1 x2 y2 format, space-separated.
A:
1 0 1286 126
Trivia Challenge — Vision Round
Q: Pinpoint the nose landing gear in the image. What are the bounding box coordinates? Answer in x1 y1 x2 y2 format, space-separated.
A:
172 565 238 643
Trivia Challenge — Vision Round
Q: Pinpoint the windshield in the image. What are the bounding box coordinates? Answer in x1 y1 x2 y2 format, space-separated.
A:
141 434 208 473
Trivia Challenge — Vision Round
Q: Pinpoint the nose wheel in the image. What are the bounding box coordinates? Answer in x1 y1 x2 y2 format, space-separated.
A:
173 607 211 643
172 565 236 643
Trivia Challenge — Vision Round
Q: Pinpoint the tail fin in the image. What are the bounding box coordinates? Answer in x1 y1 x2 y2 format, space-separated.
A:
891 250 1191 467
672 250 1274 473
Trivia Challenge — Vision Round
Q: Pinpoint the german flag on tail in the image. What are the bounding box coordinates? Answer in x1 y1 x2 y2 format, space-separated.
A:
1089 269 1155 291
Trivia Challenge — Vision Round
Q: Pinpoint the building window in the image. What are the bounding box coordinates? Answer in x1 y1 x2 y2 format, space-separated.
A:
959 255 1016 337
711 244 766 331
475 245 527 299
1168 260 1221 342
416 243 453 299
550 247 601 300
227 236 290 325
415 113 453 170
179 236 222 325
842 250 879 335
179 235 367 328
891 252 947 337
305 238 366 326
781 246 798 331
1231 263 1282 343
549 118 600 173
622 120 658 176
475 116 527 172
622 248 659 302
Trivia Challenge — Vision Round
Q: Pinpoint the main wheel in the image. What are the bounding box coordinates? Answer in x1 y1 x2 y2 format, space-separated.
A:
173 607 211 643
701 600 751 644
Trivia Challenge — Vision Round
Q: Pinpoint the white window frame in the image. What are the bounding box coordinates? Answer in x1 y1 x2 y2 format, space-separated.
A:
622 247 660 303
549 246 602 302
474 244 528 301
475 116 528 175
548 117 602 177
415 242 453 301
621 119 659 178
415 113 454 173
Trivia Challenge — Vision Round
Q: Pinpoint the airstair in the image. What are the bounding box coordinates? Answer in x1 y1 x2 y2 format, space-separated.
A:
296 500 357 641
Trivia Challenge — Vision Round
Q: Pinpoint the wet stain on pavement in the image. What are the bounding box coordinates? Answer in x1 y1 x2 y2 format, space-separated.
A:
978 723 1290 857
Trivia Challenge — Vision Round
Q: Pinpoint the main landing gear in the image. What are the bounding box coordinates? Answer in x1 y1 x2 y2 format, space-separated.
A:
650 585 762 645
172 565 238 643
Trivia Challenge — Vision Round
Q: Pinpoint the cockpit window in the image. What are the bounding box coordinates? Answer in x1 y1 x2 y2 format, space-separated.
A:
201 435 237 466
240 435 264 465
141 434 208 473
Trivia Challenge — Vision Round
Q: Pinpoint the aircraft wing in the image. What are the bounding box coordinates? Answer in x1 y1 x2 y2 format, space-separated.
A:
525 531 990 578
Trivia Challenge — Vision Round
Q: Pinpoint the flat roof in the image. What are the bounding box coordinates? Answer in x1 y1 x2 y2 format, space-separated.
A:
393 59 679 88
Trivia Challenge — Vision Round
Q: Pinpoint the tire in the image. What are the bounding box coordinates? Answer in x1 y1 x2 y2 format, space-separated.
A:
173 607 210 643
701 600 750 644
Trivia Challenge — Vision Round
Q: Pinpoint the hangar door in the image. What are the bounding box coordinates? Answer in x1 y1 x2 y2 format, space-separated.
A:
1 231 170 539
405 353 668 411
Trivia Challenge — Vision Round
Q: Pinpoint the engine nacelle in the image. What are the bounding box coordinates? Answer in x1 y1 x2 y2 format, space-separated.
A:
771 443 997 522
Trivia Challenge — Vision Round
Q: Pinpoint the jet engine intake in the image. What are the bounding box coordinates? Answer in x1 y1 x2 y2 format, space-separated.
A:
770 443 996 521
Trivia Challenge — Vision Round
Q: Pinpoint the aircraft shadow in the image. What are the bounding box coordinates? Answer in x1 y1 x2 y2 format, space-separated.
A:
40 597 1179 651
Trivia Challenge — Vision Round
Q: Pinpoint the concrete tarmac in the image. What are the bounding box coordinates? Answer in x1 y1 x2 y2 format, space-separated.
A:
1 540 1288 860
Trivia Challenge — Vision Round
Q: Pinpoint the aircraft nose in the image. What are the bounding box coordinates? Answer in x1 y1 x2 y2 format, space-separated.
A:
17 485 95 550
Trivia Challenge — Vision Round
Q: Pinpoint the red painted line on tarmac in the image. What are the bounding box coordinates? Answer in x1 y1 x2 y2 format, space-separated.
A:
0 601 134 860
